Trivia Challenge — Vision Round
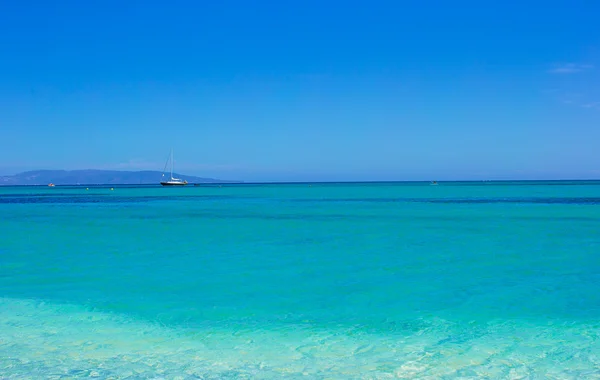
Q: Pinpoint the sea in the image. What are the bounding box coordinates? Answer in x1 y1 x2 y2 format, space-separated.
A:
1 181 600 379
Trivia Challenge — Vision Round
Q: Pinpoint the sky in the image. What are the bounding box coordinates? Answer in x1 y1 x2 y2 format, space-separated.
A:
1 0 599 182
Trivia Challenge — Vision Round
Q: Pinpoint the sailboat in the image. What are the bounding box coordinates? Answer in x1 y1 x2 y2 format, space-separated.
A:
160 149 188 186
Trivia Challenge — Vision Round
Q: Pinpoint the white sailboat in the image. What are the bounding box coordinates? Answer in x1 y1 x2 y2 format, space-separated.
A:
160 149 188 186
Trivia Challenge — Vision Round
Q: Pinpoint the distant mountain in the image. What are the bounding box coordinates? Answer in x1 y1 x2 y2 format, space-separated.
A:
0 170 240 186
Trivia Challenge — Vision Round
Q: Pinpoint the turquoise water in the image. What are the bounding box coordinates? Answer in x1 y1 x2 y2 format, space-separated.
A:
2 181 600 378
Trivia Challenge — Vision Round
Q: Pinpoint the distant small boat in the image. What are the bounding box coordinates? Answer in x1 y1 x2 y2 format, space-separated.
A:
431 181 438 185
48 183 55 187
160 148 188 186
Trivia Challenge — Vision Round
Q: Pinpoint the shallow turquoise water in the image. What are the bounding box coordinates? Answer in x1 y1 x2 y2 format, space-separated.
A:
1 182 600 378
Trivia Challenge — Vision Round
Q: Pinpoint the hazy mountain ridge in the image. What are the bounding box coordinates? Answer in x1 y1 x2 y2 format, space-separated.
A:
0 170 239 185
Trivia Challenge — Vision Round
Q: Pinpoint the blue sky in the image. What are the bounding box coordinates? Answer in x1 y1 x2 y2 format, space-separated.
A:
1 0 599 181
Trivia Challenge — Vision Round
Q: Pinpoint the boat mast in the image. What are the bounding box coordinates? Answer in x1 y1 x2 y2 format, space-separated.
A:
170 148 174 180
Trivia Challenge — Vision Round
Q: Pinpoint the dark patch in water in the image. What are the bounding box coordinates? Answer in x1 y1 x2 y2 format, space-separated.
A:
296 197 600 205
3 193 600 206
427 197 600 205
0 193 106 198
0 195 244 204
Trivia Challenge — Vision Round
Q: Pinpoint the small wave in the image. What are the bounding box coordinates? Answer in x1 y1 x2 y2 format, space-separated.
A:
1 298 600 378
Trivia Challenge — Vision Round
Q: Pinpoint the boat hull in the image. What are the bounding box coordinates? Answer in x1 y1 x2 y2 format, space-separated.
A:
160 181 187 186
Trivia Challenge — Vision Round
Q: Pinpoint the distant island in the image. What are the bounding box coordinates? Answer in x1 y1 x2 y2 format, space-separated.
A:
0 170 240 186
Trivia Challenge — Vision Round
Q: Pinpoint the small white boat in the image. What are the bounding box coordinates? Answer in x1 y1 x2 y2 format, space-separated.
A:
160 149 188 186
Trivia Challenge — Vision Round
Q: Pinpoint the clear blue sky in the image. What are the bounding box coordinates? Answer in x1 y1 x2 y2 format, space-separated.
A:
1 0 599 181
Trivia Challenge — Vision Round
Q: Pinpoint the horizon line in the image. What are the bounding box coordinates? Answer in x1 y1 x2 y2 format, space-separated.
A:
2 178 600 188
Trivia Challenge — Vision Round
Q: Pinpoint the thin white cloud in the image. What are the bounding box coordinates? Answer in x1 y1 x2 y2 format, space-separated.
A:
551 92 600 111
560 92 581 105
179 163 242 172
548 63 594 74
112 159 161 170
581 102 600 110
100 160 246 173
